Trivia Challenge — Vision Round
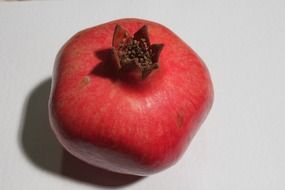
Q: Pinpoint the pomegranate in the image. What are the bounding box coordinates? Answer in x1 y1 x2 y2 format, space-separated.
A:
49 18 214 176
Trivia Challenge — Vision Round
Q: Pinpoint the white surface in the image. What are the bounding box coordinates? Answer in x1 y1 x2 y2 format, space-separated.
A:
1 0 285 189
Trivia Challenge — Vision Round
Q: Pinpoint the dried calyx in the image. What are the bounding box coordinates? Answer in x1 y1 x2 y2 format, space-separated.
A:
112 24 164 79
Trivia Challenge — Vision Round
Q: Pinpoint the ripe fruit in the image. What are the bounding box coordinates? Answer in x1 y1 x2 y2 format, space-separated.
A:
48 18 214 176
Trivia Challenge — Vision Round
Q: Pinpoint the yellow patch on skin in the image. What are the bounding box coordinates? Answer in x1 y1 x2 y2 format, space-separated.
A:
79 76 90 89
176 112 184 128
62 62 81 77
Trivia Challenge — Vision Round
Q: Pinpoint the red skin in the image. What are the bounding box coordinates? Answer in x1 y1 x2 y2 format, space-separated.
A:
49 18 214 176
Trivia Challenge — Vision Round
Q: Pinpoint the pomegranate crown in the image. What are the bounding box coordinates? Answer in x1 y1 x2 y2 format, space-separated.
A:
112 24 164 79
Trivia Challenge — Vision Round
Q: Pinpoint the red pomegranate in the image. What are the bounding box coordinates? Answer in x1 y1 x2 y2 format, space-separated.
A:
49 18 214 176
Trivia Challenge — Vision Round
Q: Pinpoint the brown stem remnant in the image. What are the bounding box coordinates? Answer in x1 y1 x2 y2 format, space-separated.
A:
112 24 164 79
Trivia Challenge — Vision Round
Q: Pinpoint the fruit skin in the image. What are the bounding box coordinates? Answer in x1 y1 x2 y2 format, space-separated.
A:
49 18 214 176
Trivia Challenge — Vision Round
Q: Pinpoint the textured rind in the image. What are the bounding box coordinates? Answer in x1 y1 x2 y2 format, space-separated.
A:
49 18 214 176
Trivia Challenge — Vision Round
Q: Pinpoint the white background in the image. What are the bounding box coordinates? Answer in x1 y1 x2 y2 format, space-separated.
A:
1 0 285 189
